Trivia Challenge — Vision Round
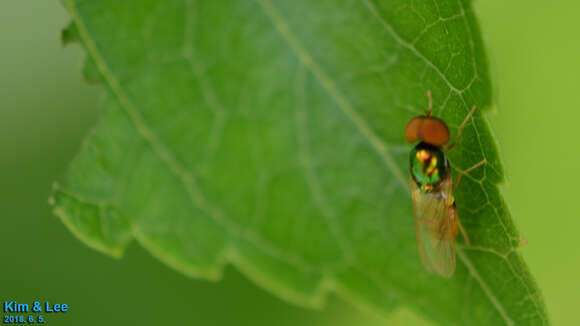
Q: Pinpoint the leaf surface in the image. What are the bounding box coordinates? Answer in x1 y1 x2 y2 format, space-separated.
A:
54 0 549 324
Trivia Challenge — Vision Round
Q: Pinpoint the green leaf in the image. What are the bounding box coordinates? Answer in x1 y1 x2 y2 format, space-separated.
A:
53 0 549 324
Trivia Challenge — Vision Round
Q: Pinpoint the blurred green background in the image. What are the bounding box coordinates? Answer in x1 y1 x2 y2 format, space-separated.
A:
0 1 576 325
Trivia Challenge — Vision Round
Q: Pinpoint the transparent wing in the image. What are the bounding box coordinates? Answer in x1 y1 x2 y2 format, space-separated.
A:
410 177 457 278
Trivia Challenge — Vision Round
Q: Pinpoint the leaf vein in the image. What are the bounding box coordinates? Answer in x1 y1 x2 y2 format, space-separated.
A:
294 64 355 265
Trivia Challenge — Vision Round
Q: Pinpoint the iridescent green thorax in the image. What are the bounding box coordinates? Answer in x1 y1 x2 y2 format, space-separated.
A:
410 142 450 192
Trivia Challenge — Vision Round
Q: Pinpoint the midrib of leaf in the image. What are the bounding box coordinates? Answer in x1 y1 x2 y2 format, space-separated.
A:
61 0 544 324
256 0 515 325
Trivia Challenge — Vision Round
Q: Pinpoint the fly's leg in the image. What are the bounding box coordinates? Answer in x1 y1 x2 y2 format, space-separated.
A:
450 202 470 246
445 105 478 152
453 158 487 246
457 215 471 246
453 158 487 191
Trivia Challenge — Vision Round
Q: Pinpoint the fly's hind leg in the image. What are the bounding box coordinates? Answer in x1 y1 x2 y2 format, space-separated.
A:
457 215 471 246
450 202 471 246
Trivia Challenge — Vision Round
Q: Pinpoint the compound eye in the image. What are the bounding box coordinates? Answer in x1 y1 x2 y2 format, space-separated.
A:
404 116 425 143
420 117 450 146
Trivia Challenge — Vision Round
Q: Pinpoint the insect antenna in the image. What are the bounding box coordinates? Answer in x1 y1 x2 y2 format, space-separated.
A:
424 90 433 116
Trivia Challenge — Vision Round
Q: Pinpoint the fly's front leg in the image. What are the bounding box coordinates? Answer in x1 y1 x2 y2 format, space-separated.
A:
446 105 478 152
